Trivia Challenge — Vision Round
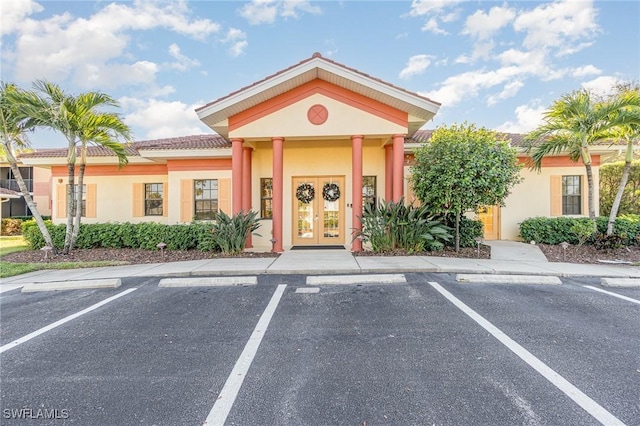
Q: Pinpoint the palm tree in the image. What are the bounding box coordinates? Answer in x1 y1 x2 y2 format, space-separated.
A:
0 82 56 250
604 86 640 235
15 81 131 253
526 88 638 220
71 100 131 248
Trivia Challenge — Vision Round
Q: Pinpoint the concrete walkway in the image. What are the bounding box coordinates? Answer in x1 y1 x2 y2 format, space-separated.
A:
2 241 639 291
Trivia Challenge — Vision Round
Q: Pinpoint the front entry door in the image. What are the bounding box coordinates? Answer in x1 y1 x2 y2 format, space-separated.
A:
292 176 345 246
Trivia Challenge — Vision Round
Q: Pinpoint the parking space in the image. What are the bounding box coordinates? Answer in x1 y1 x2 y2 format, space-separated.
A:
0 273 638 425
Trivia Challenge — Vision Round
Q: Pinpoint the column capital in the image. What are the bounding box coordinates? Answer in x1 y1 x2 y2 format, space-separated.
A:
231 137 244 144
351 135 364 141
392 134 406 141
271 136 285 142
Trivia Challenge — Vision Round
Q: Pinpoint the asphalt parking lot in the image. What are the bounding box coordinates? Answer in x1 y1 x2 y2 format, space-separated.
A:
1 273 638 425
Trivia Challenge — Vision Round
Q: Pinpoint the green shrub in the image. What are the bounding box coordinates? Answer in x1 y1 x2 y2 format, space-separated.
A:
22 219 65 249
20 217 260 253
445 216 484 248
355 199 451 253
520 216 639 246
209 210 261 255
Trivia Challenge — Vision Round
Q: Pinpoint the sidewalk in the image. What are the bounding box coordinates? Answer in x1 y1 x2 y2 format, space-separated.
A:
2 241 639 289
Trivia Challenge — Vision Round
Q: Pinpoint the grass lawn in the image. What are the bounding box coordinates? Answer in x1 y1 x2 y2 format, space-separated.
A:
0 236 128 278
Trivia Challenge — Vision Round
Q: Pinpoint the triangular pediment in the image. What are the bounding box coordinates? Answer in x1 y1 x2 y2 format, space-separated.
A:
196 53 440 138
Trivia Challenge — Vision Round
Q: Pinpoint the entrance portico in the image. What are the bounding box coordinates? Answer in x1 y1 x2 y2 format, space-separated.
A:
196 53 440 252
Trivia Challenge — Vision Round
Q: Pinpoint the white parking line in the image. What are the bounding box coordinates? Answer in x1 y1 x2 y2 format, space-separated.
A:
429 281 626 426
204 284 287 426
0 288 137 354
583 285 640 305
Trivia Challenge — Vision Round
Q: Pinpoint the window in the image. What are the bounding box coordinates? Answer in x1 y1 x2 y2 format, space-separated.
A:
145 183 163 216
362 176 377 211
562 176 581 215
194 179 218 220
67 184 86 217
260 178 273 219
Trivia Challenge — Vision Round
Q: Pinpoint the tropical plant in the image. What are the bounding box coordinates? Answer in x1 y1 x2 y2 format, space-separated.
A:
526 88 640 222
14 80 131 253
0 82 56 250
600 85 640 235
600 161 640 216
209 210 261 255
410 123 522 251
354 199 451 253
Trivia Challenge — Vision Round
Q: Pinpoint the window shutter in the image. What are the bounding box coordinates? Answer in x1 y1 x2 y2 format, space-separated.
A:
162 183 168 217
132 183 144 217
56 184 66 219
86 184 97 218
218 178 231 214
180 179 193 222
550 175 562 216
581 175 587 215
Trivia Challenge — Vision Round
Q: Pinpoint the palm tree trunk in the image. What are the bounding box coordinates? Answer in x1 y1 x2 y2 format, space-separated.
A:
2 145 56 251
606 141 634 235
584 163 596 220
70 162 85 249
63 162 75 254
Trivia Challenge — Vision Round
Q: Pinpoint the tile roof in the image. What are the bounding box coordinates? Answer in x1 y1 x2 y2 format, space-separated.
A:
18 134 231 159
408 129 528 147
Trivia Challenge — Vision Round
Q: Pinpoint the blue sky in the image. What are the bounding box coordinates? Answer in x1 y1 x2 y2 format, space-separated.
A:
1 0 638 149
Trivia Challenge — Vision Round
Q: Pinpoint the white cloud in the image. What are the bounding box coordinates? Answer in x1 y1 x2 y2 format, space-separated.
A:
399 54 433 80
422 66 521 106
513 0 599 51
572 65 601 78
487 80 524 106
1 0 43 35
421 17 448 35
240 0 321 25
221 28 248 57
496 103 546 133
409 0 462 17
167 43 200 71
7 0 219 90
123 98 210 140
408 0 461 34
462 6 515 41
75 61 159 89
581 75 622 97
281 0 322 19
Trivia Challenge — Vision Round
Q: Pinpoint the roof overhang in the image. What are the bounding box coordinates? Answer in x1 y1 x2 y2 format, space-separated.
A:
196 54 441 138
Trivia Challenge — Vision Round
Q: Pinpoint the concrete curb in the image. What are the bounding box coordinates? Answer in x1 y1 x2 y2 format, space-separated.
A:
456 274 562 285
306 274 406 285
21 279 121 293
158 276 258 287
600 278 640 288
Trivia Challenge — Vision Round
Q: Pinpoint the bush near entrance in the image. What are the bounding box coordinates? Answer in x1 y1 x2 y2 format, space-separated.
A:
519 215 640 246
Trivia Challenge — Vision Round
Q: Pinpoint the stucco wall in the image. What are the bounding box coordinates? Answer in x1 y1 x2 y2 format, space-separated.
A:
495 164 597 240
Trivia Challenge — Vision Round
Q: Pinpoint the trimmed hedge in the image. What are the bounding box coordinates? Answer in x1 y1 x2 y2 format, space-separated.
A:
22 221 220 251
519 215 640 246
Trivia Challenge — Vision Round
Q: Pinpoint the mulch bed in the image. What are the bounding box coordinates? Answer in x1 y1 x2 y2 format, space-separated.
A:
2 244 638 265
537 243 640 264
1 248 278 265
